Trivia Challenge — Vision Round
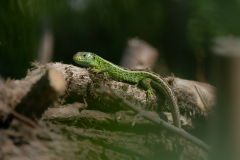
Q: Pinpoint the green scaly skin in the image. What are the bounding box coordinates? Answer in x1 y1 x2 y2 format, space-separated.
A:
73 52 181 128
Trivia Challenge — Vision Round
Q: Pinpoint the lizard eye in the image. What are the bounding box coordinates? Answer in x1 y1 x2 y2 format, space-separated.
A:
83 54 86 57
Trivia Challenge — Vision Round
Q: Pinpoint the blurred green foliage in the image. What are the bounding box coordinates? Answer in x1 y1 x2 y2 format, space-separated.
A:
0 0 240 79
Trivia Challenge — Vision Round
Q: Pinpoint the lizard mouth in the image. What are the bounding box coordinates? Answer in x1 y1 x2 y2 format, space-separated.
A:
73 55 78 62
73 56 91 67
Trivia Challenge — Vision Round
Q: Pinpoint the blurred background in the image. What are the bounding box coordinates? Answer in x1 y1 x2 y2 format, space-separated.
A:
0 0 240 81
2 1 240 159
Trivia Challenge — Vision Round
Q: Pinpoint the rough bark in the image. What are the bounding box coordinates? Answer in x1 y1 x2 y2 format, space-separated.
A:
23 62 215 127
0 62 214 160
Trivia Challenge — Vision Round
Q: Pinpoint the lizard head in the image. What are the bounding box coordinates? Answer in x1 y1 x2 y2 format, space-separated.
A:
73 52 97 67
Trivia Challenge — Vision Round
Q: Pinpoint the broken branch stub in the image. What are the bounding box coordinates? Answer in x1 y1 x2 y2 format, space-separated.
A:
15 68 66 120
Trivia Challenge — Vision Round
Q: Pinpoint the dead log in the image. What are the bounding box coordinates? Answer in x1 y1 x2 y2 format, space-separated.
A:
22 62 215 128
0 61 213 159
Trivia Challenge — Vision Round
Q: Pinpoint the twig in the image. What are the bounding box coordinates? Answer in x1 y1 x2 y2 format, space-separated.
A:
96 83 211 152
10 109 38 128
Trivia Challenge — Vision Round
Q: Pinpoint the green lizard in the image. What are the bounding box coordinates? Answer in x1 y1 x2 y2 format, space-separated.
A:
73 52 181 128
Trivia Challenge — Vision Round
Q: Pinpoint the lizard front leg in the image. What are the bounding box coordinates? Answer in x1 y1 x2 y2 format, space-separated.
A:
91 66 109 74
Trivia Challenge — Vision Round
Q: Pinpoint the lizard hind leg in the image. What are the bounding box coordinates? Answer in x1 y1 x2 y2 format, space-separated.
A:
140 78 156 98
